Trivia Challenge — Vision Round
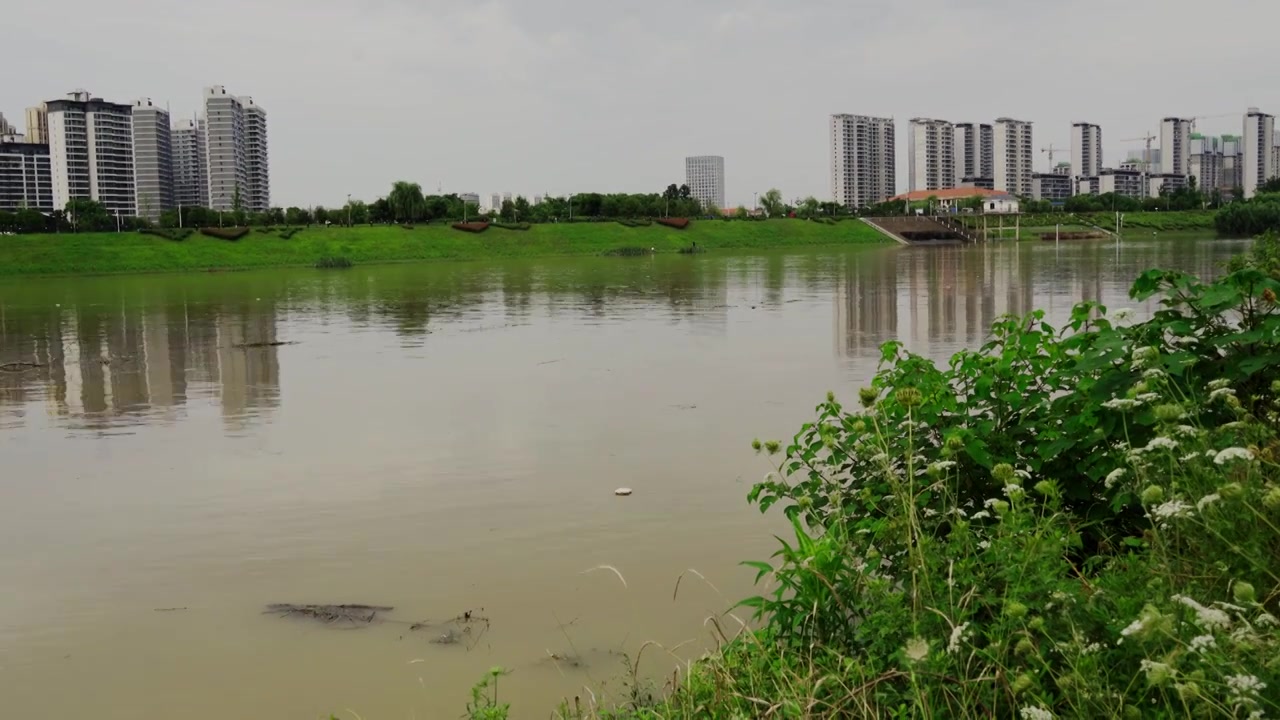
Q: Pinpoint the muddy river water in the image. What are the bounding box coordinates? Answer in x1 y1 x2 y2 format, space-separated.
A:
0 239 1243 718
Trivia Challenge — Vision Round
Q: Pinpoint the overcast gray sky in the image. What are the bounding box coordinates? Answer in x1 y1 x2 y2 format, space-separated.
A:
2 0 1276 208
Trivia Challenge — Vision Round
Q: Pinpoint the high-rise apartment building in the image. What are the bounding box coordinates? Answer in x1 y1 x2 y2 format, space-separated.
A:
241 97 269 212
130 98 173 222
46 90 136 215
1243 108 1275 198
993 117 1033 198
489 193 501 211
1189 135 1222 194
1071 122 1102 193
907 118 954 192
203 86 248 211
0 137 54 211
25 104 48 144
830 114 895 209
1273 132 1280 184
1098 168 1146 199
684 155 726 209
1221 136 1244 193
172 118 208 208
0 113 15 136
1160 117 1193 176
954 122 993 186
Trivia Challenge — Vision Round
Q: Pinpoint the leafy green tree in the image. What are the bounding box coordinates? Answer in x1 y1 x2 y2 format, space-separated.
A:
284 206 310 225
65 199 110 231
679 184 691 200
369 198 392 224
15 208 47 233
499 199 516 222
735 207 749 219
387 181 426 222
759 188 785 218
1259 177 1280 194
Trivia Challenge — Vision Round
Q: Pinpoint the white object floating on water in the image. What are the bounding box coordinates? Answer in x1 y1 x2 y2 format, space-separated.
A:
407 658 425 665
615 488 633 496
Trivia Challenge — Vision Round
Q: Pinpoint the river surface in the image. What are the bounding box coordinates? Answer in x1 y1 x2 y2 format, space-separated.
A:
0 238 1245 719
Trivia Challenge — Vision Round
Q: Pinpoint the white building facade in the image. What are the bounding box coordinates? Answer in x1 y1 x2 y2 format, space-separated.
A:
202 86 268 212
1071 122 1102 193
953 122 993 186
131 98 173 222
1160 117 1193 177
907 118 954 192
684 155 725 210
0 137 53 211
172 118 208 209
1243 108 1275 198
993 117 1033 198
46 90 136 215
830 114 895 209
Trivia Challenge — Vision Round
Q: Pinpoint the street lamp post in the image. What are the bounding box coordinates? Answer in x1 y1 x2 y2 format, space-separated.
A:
346 193 352 227
114 209 121 233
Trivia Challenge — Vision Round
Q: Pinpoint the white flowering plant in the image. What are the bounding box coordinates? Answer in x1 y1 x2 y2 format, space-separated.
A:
719 240 1280 718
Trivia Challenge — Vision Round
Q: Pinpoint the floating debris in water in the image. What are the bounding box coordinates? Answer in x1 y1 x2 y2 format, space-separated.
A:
264 603 393 626
0 362 43 372
615 488 633 496
235 341 296 349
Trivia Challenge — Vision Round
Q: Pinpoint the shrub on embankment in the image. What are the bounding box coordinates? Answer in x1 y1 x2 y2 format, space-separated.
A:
461 235 1280 720
199 226 250 241
0 219 887 276
1216 198 1280 237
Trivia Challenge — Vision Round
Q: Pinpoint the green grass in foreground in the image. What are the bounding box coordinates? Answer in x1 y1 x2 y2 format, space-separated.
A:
0 219 886 276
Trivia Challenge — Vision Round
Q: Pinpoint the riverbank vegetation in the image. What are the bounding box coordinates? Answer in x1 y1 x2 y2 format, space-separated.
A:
0 219 886 276
468 235 1280 718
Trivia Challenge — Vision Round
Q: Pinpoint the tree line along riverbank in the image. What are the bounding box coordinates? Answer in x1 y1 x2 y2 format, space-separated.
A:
0 219 887 276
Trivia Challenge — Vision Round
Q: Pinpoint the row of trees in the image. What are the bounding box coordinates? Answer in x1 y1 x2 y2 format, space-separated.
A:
1214 178 1280 235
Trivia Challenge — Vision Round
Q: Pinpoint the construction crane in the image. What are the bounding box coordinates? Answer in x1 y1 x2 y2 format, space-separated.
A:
1040 143 1067 169
1120 133 1159 174
1187 112 1239 134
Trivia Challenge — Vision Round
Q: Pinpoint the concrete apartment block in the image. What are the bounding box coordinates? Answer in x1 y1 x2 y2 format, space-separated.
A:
0 138 53 211
908 118 954 192
172 118 208 208
131 98 173 222
685 155 726 210
1160 117 1192 177
831 114 895 209
46 90 136 215
1071 122 1102 190
993 118 1033 198
953 122 993 186
1243 108 1275 198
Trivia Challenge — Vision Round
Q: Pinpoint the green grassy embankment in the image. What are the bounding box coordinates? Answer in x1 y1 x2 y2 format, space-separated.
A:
0 219 887 276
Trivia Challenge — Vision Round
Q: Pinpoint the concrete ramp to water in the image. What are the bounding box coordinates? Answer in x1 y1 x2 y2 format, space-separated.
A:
862 217 975 245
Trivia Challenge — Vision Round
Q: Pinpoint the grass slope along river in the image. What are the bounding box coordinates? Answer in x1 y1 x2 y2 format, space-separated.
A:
0 219 886 276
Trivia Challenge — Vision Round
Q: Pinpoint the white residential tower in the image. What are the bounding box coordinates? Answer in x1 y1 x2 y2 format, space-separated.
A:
830 114 895 209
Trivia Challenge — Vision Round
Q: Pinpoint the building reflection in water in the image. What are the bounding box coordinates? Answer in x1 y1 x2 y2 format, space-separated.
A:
834 241 1240 361
0 299 280 431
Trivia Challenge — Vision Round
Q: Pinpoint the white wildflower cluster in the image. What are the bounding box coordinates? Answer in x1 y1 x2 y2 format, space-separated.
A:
1079 641 1104 655
1143 367 1167 381
1208 379 1232 391
1120 618 1146 639
1214 447 1254 465
1196 494 1221 511
1136 392 1161 404
1020 707 1054 720
1104 468 1126 489
1140 437 1180 453
1103 398 1141 411
1209 387 1237 403
1226 674 1267 707
1256 612 1279 627
1173 425 1199 438
1173 595 1231 631
929 460 957 473
1003 484 1025 499
947 622 971 654
1189 634 1216 653
1149 500 1194 522
970 510 992 520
